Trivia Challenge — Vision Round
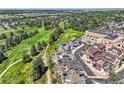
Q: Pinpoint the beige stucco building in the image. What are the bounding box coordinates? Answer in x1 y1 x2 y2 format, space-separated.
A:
85 30 124 48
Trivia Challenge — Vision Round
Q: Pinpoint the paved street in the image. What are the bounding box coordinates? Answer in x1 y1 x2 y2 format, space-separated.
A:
74 44 95 76
74 44 107 83
55 38 112 84
92 78 107 84
117 68 124 80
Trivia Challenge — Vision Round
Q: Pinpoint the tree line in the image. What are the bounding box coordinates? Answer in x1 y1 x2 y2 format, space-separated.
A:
22 40 48 82
5 30 38 51
49 27 64 44
0 30 39 64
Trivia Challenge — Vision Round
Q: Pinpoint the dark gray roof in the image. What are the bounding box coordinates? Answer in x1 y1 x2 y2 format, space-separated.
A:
104 34 118 40
87 29 110 35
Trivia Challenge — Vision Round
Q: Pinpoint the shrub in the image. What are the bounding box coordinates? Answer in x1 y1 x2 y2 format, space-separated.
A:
22 54 32 63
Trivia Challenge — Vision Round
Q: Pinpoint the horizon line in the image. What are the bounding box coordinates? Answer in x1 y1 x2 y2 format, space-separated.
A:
0 8 123 11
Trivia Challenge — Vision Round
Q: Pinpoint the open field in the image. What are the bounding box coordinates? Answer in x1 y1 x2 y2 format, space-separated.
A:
0 27 54 83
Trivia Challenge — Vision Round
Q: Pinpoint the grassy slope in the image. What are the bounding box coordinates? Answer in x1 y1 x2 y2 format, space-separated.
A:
0 29 16 45
0 29 16 35
0 22 84 83
0 28 54 84
47 29 84 83
47 29 84 54
0 27 35 45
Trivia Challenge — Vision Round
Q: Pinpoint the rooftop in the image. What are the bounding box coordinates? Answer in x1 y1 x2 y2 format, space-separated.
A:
87 22 124 37
104 34 119 40
85 43 120 70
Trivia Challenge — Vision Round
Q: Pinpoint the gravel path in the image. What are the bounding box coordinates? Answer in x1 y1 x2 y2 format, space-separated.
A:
43 44 52 84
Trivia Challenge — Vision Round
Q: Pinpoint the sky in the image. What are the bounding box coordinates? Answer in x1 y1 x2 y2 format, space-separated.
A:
0 0 124 8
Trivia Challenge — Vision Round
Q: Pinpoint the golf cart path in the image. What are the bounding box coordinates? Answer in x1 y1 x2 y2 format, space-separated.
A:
0 59 22 79
43 44 52 84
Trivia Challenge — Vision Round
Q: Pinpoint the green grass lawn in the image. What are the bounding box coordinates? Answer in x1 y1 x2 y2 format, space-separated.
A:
0 29 17 45
0 27 54 84
0 25 84 84
0 27 36 45
0 26 34 35
0 29 16 35
46 29 84 83
47 29 84 54
0 39 5 45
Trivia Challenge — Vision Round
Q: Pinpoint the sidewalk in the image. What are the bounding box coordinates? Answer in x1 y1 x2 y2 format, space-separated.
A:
80 56 108 78
116 64 124 73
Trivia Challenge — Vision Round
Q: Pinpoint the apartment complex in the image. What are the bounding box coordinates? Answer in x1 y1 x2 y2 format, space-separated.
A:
83 43 123 72
85 22 124 48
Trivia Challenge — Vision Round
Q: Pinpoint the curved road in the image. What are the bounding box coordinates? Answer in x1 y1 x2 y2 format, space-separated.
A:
74 45 95 76
0 44 52 83
0 59 22 79
74 44 107 83
74 44 124 83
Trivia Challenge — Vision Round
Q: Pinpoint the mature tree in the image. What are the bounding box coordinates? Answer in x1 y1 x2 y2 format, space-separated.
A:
14 35 21 45
9 36 14 47
5 36 15 50
5 38 11 50
49 27 64 44
37 42 43 51
55 27 64 35
23 32 29 39
34 29 39 34
9 32 14 37
0 52 5 63
32 57 47 81
30 44 38 56
50 32 59 44
0 33 6 40
50 34 56 44
22 54 32 63
20 32 28 40
37 41 47 51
